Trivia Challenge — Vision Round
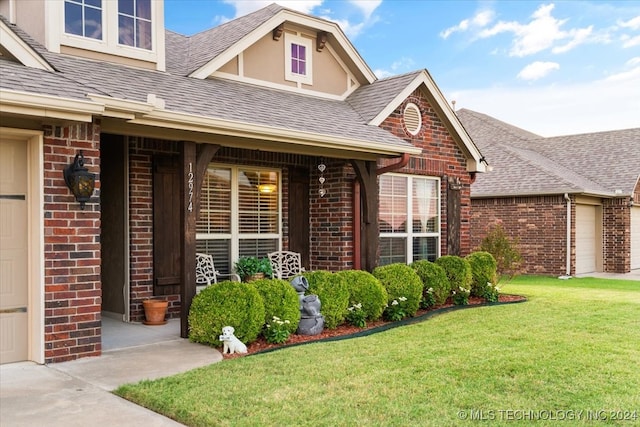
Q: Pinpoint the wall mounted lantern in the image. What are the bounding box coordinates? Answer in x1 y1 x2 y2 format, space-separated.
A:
63 150 95 210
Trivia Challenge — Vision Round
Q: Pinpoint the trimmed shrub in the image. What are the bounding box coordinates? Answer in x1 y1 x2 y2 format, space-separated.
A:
188 281 264 347
435 255 472 295
249 278 300 334
466 251 498 297
411 260 449 306
304 271 349 329
336 270 388 321
479 224 523 281
372 263 422 318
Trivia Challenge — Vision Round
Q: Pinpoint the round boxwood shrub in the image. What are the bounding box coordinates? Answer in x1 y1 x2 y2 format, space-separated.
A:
465 251 498 297
249 278 300 334
304 271 349 329
336 270 388 321
188 281 264 347
435 255 472 295
411 260 449 306
372 263 422 318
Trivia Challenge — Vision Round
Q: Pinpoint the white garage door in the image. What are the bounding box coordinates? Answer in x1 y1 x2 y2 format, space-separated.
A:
576 204 597 274
632 206 640 270
0 138 29 364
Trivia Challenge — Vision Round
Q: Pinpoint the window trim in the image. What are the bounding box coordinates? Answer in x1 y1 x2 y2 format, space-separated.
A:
196 165 282 265
284 33 313 85
57 0 160 62
379 173 441 264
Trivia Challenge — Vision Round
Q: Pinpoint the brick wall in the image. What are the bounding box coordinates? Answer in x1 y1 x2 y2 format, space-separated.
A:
43 121 101 363
603 197 631 273
378 90 474 257
470 195 569 276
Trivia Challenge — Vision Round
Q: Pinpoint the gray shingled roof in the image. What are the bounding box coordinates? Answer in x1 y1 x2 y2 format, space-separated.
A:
346 71 421 122
166 3 284 76
1 8 419 154
457 108 640 198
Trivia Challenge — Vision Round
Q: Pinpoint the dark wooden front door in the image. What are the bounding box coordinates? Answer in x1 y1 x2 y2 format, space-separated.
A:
153 155 181 295
288 167 310 268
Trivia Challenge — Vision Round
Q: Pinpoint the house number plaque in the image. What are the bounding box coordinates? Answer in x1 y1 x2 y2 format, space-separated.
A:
187 162 194 212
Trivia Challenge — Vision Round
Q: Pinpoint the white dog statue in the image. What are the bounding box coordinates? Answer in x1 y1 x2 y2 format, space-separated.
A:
220 326 247 354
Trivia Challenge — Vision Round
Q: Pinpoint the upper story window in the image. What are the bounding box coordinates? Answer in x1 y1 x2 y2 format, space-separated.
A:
118 0 152 50
284 33 312 85
64 0 102 40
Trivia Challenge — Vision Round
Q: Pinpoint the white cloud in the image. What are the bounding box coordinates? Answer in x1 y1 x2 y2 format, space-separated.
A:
440 9 494 39
618 15 640 30
349 0 382 20
628 57 640 66
622 34 640 48
374 57 416 79
476 4 595 57
448 66 640 136
517 61 560 81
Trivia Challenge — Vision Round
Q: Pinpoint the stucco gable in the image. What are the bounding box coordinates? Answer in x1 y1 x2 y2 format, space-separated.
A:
181 3 375 85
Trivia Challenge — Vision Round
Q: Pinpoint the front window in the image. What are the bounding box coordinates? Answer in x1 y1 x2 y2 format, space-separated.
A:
379 174 440 266
284 33 312 85
64 0 102 40
197 166 280 275
118 0 152 50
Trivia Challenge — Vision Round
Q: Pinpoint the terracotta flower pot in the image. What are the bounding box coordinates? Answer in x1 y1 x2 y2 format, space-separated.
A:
142 298 168 325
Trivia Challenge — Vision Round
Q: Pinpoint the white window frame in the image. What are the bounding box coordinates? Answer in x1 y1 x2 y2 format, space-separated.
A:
379 173 441 265
284 33 313 86
50 0 162 63
196 165 282 266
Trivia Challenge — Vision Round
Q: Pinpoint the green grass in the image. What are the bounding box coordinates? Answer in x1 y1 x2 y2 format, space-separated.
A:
115 276 640 426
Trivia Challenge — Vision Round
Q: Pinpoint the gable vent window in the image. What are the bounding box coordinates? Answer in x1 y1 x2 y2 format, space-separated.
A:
403 103 422 136
285 33 313 85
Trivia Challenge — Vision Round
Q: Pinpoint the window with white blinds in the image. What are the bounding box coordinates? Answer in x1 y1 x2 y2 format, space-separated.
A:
379 173 440 266
197 166 280 274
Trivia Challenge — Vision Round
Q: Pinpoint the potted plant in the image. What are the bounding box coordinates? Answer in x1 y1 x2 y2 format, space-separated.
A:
234 256 272 282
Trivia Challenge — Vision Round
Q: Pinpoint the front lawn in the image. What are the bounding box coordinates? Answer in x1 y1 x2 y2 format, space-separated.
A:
115 276 640 426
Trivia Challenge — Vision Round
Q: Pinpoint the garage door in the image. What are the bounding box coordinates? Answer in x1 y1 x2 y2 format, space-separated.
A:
0 138 29 364
576 204 597 274
632 206 640 270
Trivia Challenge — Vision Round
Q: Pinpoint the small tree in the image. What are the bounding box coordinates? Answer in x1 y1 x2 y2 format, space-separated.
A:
479 224 523 282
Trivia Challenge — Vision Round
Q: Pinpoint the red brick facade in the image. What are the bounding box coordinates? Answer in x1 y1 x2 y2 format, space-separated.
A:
470 195 569 276
39 89 476 362
378 90 474 257
43 122 102 363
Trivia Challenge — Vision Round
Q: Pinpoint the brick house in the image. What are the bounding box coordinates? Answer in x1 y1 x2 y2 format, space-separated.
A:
0 2 486 364
458 109 640 276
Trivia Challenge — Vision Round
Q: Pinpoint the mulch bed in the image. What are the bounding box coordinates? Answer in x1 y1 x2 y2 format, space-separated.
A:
223 294 526 359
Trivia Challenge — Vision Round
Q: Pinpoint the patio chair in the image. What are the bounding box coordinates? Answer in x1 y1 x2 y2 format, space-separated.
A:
195 253 240 294
268 251 305 280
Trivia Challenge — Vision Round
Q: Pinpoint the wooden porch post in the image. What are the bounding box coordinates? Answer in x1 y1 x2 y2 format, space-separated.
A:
180 143 219 338
351 160 379 272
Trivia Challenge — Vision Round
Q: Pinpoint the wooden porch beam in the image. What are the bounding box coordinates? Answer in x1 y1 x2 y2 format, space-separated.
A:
351 160 379 272
180 142 197 338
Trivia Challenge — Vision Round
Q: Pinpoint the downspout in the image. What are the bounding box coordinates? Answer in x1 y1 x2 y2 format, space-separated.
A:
560 193 572 279
352 153 411 268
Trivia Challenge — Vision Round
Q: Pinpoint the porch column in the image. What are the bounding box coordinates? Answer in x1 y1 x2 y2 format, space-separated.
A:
351 160 379 272
179 142 197 338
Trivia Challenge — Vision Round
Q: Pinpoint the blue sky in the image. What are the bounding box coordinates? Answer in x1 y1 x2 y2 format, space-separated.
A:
164 1 640 137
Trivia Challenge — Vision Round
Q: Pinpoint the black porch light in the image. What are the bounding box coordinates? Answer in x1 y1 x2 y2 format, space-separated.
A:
63 150 95 210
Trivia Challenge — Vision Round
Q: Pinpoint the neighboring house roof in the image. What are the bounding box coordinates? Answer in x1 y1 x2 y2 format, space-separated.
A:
457 108 640 198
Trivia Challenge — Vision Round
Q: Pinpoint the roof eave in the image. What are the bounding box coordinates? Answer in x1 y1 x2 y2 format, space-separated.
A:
0 89 103 122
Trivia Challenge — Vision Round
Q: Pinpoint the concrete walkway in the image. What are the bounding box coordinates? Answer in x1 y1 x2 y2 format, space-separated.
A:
1 320 222 427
